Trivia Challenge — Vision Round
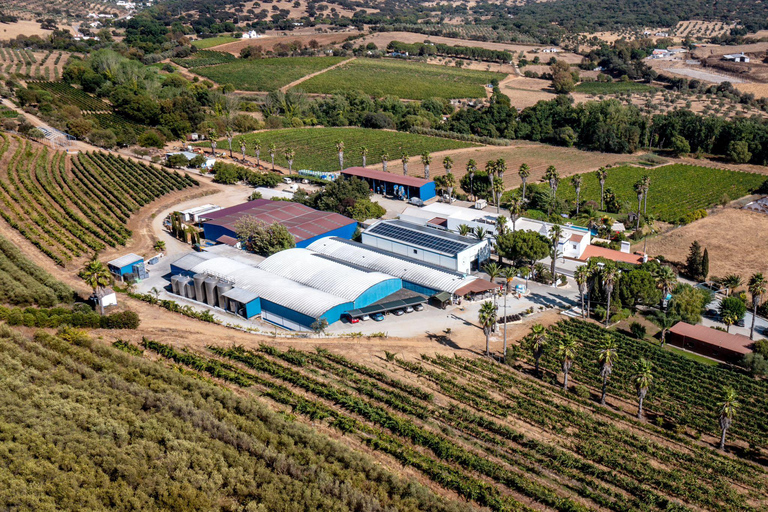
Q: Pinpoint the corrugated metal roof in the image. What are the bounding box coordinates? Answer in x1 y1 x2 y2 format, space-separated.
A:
108 253 143 268
306 237 476 293
222 287 260 304
342 167 433 188
257 248 398 302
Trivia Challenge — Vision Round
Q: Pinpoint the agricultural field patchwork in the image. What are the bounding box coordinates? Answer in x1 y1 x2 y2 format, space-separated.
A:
0 48 67 80
203 127 476 172
130 327 768 512
190 36 239 49
190 56 346 91
554 163 765 222
0 134 197 266
296 58 504 100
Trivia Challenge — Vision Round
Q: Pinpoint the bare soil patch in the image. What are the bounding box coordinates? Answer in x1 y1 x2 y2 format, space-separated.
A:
0 20 66 40
640 207 768 278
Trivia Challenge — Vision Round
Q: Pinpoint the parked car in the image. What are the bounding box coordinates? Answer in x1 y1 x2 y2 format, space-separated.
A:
372 313 385 321
360 314 370 321
393 309 404 316
409 197 424 207
341 313 359 323
404 306 414 313
414 304 424 311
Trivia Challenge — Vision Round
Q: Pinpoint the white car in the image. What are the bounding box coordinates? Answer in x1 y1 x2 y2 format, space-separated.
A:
393 309 404 316
405 306 414 313
360 314 370 321
414 304 424 312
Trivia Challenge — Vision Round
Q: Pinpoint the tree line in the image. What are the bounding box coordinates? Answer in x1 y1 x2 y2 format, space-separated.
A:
386 40 512 63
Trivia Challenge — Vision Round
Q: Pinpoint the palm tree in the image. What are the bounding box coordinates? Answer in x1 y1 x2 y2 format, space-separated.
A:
555 336 577 390
718 386 738 451
284 148 295 173
81 257 113 314
642 175 651 214
518 163 530 203
421 151 432 179
650 310 679 346
597 337 618 405
500 266 516 295
444 172 456 202
402 152 410 176
495 214 508 237
253 140 262 168
268 142 276 170
479 300 497 357
571 175 582 215
653 265 677 300
528 323 547 376
443 155 453 175
225 128 234 158
634 180 644 231
484 262 501 304
153 240 166 252
474 226 488 241
467 159 477 200
603 265 618 327
633 358 653 420
722 274 742 297
748 273 766 340
549 224 563 284
458 224 472 237
508 197 522 232
519 266 531 288
596 168 608 210
492 176 505 214
335 140 345 170
240 140 247 160
723 313 737 333
574 265 590 319
543 165 560 215
381 152 389 173
360 146 368 168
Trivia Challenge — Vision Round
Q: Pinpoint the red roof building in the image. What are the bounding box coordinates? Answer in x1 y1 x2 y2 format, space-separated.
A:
341 167 437 200
579 245 645 265
668 322 754 363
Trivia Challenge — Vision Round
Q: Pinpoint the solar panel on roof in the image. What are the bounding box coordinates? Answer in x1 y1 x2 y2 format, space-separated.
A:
368 223 470 255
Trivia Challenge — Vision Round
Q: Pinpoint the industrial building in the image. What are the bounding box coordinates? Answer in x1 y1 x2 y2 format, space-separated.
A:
179 204 222 223
107 253 146 281
341 167 436 201
200 199 357 249
170 249 404 330
362 219 491 274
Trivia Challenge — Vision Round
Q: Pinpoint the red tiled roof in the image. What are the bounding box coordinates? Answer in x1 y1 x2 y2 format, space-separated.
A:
428 217 448 227
342 167 433 188
204 200 356 243
669 322 753 355
579 245 644 265
216 235 239 246
569 234 584 243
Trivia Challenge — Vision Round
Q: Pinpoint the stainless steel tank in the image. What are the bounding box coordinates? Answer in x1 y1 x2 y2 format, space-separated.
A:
204 277 218 307
216 281 233 308
193 273 206 303
170 275 182 295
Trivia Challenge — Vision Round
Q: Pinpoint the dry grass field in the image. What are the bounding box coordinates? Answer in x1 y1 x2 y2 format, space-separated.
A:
212 30 361 55
640 207 768 278
499 75 557 108
0 20 68 40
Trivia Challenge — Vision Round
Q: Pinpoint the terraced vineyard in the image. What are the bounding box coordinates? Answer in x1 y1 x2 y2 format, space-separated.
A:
134 329 768 512
0 134 197 266
554 164 765 222
204 127 476 173
297 58 504 100
190 56 346 92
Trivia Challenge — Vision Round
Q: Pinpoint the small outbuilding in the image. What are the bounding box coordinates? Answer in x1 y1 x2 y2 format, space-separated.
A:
107 253 145 281
667 322 753 363
341 167 436 201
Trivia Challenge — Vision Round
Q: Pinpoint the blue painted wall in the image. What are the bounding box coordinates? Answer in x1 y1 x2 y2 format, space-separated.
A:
244 298 261 318
418 181 436 201
110 258 143 276
354 278 402 308
261 298 353 328
403 281 438 297
202 223 234 244
296 221 357 248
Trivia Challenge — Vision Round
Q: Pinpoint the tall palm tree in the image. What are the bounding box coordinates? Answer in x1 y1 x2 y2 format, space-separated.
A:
722 274 742 297
633 358 653 420
402 152 410 176
443 155 453 175
597 337 618 405
508 197 522 232
484 261 501 305
82 257 113 314
748 273 766 340
653 265 677 300
458 224 473 237
479 300 497 357
574 265 591 319
518 163 530 203
642 174 650 214
603 265 618 327
529 323 547 376
718 386 738 451
225 129 234 158
723 313 737 333
571 175 582 215
549 224 563 284
650 310 679 346
474 227 488 241
335 140 345 170
596 167 608 210
283 148 295 173
493 176 505 214
360 146 368 168
381 152 389 173
207 128 218 156
467 159 477 200
555 336 577 390
495 214 508 237
421 152 432 179
253 140 262 168
240 140 247 160
444 172 456 202
268 142 276 170
634 180 644 231
543 165 560 215
500 266 516 295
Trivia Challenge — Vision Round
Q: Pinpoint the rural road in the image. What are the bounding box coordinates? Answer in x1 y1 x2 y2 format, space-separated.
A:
279 57 356 93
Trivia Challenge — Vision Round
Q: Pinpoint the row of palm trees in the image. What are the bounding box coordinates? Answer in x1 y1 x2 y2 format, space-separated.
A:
523 325 739 450
720 272 766 340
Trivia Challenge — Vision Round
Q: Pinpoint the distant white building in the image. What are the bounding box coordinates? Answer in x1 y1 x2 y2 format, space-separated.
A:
241 30 261 39
116 1 136 8
723 52 750 63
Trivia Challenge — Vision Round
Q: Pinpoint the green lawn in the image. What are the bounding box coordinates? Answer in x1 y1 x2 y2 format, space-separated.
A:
191 36 238 49
664 345 721 366
192 56 347 91
295 58 504 100
198 127 476 172
574 81 657 95
554 164 765 223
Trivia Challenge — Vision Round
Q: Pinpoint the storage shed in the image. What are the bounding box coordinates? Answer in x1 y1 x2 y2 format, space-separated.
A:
107 253 145 280
341 167 436 201
668 322 753 363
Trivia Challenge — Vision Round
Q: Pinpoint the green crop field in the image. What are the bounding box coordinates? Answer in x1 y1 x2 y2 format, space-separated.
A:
191 56 347 91
296 58 504 100
191 36 238 49
555 164 765 223
202 127 476 172
171 50 236 68
574 81 657 94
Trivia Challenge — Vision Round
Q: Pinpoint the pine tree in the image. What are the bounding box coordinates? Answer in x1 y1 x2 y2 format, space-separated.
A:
701 248 709 281
686 241 702 280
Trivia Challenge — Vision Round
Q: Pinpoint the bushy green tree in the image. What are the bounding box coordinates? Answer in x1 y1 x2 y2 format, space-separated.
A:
234 217 296 256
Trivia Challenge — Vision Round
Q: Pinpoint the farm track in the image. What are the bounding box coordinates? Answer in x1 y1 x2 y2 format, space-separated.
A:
279 56 356 93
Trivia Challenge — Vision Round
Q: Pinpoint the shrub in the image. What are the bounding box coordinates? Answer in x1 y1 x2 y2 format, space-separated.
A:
138 129 166 148
101 311 141 329
573 384 591 399
629 321 647 339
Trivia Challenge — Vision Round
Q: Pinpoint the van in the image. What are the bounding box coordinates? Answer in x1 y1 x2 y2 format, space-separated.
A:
282 177 292 184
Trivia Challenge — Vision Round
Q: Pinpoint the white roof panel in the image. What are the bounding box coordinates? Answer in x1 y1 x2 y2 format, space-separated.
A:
108 253 144 268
